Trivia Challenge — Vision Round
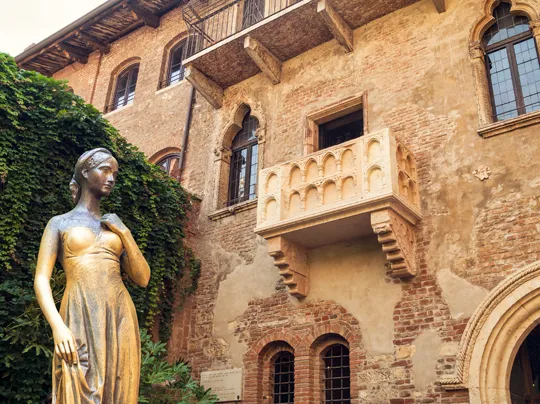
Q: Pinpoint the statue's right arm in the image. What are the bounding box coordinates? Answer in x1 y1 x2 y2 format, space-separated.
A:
34 218 77 365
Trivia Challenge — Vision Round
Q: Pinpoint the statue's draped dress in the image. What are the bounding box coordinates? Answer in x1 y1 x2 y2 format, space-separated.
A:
52 224 140 404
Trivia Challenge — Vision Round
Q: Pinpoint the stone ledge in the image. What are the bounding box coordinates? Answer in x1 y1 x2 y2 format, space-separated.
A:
208 198 258 221
478 109 540 138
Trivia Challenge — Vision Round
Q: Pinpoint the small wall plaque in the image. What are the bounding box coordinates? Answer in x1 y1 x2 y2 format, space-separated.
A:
200 368 243 402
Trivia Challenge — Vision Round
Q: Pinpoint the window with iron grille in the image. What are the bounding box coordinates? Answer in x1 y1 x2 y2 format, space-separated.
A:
110 64 139 112
323 344 350 404
157 154 181 181
273 352 294 404
484 3 540 121
227 111 259 206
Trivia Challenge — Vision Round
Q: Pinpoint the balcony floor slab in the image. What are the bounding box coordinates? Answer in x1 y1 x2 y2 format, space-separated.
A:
184 0 421 89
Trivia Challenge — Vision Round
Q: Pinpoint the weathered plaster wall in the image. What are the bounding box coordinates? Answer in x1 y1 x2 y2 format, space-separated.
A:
52 0 540 401
306 236 401 355
213 238 281 368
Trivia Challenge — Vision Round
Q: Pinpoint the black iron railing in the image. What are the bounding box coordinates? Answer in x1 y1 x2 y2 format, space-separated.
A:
182 0 299 58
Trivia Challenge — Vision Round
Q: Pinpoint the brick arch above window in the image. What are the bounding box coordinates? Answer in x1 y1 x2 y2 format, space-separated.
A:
149 146 183 164
248 340 295 404
469 0 540 135
309 332 359 404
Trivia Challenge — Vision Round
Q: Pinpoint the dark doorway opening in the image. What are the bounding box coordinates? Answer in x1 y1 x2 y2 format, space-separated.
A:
510 324 540 403
319 110 364 150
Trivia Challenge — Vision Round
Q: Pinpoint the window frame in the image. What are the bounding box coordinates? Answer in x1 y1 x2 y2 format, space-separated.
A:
109 63 139 112
162 41 187 89
227 113 259 207
304 93 368 155
485 30 538 120
482 5 540 122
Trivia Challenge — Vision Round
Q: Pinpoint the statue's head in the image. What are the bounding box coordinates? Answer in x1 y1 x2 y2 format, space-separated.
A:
70 148 118 203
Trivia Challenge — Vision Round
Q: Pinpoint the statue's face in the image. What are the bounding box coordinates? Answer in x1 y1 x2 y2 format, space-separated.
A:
84 157 119 198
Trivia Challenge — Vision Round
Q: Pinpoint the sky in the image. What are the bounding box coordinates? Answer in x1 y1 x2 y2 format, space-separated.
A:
0 0 108 57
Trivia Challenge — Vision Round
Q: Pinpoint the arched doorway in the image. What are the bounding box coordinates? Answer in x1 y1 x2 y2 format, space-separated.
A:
510 324 540 404
439 260 540 404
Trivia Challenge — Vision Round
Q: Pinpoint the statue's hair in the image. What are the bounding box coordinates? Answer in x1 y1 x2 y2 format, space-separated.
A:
70 148 114 204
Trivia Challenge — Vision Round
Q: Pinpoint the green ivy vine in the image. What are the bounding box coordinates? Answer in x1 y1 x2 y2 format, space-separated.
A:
0 53 200 403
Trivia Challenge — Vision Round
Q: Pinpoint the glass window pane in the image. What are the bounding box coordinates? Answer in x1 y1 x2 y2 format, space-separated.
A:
487 48 519 121
484 3 530 47
114 65 138 109
515 38 540 114
169 44 185 85
228 112 259 205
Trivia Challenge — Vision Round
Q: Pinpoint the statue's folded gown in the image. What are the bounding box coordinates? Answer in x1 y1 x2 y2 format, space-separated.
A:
53 226 140 404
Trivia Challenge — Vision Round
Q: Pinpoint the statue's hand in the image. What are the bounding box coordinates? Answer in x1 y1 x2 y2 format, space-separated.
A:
53 324 78 365
101 213 129 236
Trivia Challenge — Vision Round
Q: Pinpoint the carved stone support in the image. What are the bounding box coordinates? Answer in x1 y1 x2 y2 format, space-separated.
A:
469 42 493 127
267 236 309 298
317 0 353 53
371 209 417 278
244 36 282 84
432 0 446 13
184 65 224 109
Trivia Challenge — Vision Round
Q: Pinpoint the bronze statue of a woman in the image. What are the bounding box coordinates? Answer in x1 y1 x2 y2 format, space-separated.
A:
34 148 150 403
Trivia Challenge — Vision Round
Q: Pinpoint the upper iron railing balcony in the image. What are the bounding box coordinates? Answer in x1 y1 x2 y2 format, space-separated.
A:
181 0 445 108
183 0 299 56
253 129 422 297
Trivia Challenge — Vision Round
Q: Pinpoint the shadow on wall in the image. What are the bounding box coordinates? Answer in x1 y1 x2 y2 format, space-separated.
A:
306 234 402 355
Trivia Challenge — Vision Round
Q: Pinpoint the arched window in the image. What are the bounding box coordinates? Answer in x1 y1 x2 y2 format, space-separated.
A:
273 352 294 403
227 111 259 206
322 344 350 404
157 154 181 180
110 64 139 112
484 3 540 121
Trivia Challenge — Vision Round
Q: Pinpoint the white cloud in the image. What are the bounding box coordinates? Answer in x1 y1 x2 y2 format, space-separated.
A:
0 0 108 57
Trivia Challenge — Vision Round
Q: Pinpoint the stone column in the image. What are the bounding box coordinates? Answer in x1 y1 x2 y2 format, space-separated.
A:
530 20 540 59
469 41 493 127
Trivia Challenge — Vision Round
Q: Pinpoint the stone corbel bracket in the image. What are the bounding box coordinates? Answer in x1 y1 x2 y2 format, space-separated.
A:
371 208 417 278
267 236 309 298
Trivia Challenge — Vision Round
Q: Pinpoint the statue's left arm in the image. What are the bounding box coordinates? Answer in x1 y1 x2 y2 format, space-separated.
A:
101 213 150 287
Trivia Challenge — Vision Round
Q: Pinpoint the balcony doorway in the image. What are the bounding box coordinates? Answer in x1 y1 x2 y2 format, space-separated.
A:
318 110 364 150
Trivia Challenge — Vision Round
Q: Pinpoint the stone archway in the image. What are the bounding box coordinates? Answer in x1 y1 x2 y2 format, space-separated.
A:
441 260 540 404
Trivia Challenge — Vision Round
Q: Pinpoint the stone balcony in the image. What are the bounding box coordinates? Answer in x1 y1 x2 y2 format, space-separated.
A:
182 0 446 108
254 128 422 297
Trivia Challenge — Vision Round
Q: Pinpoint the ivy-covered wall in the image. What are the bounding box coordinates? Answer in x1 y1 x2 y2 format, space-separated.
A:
0 54 200 403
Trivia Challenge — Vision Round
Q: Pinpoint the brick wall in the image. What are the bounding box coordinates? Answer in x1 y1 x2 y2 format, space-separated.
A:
51 0 540 402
